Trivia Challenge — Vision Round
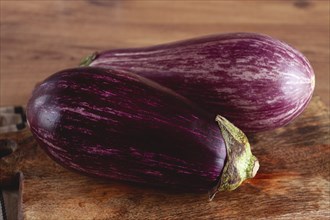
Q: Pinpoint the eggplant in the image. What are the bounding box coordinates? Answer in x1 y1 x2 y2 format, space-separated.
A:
81 32 315 132
26 67 259 200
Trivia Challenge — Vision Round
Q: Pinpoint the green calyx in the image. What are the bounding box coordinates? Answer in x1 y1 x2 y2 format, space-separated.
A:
79 52 98 67
209 115 259 201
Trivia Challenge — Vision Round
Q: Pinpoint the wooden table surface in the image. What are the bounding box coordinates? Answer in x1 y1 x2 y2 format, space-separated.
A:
0 96 329 219
1 1 329 220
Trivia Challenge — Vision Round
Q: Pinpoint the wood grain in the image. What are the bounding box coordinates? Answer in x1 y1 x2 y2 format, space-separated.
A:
0 0 329 107
0 96 329 219
1 1 329 219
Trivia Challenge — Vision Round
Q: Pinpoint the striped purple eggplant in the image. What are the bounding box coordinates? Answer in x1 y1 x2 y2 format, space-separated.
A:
26 67 259 199
82 32 315 132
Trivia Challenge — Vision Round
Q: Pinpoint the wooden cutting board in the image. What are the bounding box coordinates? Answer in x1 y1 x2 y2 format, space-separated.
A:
0 96 329 219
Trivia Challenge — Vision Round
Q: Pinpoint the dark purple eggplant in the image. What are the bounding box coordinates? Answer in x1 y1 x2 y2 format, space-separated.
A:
26 67 259 200
81 32 315 132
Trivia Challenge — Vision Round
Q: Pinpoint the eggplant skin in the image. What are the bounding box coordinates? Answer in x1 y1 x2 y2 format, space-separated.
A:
26 67 228 192
87 32 315 132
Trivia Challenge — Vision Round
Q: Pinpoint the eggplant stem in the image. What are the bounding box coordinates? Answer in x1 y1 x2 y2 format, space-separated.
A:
209 115 259 201
79 52 98 67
